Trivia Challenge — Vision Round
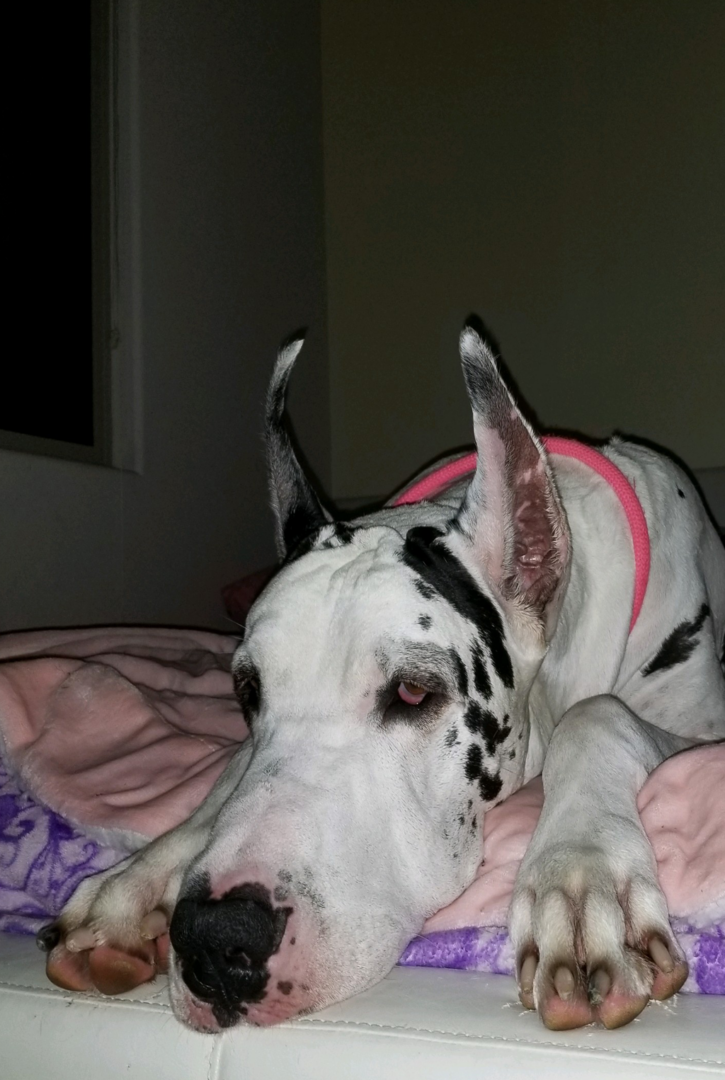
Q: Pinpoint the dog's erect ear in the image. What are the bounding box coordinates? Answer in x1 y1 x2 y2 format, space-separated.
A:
453 323 570 626
266 333 331 558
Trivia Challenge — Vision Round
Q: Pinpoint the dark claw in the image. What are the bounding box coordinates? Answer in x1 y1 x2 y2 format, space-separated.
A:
36 923 61 953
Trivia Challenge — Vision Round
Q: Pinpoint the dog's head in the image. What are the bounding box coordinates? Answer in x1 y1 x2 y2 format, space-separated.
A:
168 324 571 1030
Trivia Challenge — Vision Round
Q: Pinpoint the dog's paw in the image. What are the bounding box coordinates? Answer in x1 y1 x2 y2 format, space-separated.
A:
510 844 687 1030
38 857 178 996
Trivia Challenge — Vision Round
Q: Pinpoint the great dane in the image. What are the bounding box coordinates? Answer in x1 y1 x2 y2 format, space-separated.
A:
40 324 725 1032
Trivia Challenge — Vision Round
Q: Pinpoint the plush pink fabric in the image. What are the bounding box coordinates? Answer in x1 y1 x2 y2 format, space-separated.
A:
424 745 725 933
0 629 245 839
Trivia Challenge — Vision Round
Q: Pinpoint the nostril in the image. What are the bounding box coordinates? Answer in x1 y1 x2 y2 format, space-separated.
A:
224 945 251 968
169 883 291 993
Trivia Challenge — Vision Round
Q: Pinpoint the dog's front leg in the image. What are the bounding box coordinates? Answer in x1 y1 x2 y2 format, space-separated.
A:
509 695 693 1030
39 741 253 995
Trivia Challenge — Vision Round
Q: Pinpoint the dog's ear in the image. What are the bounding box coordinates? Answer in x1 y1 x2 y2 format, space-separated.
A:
266 332 331 558
453 322 570 629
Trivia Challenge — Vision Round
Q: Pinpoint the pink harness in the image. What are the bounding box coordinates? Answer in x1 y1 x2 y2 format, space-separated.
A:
393 436 650 633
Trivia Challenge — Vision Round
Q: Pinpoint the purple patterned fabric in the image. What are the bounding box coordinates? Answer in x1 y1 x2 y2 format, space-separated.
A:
0 755 123 936
398 920 725 995
1 750 723 993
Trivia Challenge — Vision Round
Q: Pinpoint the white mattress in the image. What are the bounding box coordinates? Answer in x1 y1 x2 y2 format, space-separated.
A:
1 934 722 1079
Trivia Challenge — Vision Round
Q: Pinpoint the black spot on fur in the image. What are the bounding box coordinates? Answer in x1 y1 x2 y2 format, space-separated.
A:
471 641 492 700
318 522 356 549
464 740 504 802
465 743 483 782
334 522 356 544
283 505 322 560
414 579 437 600
463 700 487 738
444 726 459 748
288 521 357 559
643 604 710 677
402 527 514 688
458 814 465 826
283 522 325 563
471 815 478 833
449 648 469 697
677 488 685 498
278 980 293 995
464 702 511 755
508 748 516 760
467 799 473 810
479 770 503 801
418 614 433 630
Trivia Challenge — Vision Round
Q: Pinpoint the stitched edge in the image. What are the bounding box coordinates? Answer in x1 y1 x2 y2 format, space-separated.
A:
0 978 170 1008
294 1017 724 1066
0 982 722 1066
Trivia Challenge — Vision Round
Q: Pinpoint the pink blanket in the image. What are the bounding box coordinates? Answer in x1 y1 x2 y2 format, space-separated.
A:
0 628 245 840
0 628 723 992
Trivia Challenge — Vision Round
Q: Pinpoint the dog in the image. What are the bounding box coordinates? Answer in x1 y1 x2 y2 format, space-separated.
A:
39 324 725 1032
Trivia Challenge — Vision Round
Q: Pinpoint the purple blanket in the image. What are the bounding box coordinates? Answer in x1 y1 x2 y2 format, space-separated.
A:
2 754 723 994
0 755 123 936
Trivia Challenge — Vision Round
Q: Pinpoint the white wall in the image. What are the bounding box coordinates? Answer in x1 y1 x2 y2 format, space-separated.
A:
0 0 329 632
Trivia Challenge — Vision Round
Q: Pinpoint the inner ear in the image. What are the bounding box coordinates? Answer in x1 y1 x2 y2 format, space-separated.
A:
454 324 570 620
506 439 566 610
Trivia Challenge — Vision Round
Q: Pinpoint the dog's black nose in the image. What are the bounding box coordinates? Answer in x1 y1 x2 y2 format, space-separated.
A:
169 884 290 1024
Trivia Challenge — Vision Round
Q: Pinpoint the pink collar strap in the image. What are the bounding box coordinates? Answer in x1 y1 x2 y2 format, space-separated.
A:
393 435 650 633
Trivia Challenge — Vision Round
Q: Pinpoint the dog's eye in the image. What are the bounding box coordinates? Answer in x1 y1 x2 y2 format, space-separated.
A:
397 680 428 705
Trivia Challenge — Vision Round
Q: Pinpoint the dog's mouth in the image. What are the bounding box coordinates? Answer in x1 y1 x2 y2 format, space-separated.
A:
176 949 270 1026
169 948 316 1030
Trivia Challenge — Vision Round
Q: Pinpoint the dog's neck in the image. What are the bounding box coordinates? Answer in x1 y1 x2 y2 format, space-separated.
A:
524 451 638 776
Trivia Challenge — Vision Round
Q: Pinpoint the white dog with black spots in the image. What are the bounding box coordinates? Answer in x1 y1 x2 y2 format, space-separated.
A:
40 324 725 1032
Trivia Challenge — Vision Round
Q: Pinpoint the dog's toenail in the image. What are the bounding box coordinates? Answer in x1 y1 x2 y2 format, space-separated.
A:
554 966 575 999
140 910 169 940
66 927 97 952
36 924 60 952
519 954 537 992
590 969 610 1001
649 936 673 973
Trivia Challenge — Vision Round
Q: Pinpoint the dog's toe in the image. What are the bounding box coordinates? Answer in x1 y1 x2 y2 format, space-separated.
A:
537 965 594 1030
597 987 649 1029
88 943 157 995
46 945 94 992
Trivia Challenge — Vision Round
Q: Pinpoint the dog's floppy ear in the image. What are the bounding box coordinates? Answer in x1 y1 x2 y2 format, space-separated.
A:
266 332 331 557
453 322 570 629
